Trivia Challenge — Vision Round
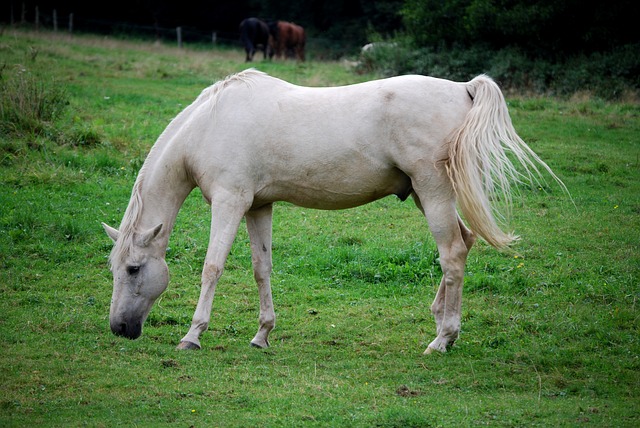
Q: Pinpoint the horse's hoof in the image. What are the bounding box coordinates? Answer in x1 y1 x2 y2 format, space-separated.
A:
424 335 453 355
250 339 269 349
423 344 446 355
176 341 201 350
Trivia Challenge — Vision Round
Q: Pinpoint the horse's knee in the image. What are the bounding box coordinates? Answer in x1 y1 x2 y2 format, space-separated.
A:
202 262 223 285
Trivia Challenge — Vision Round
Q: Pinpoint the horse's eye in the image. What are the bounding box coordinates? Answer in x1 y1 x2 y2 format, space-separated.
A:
127 265 141 275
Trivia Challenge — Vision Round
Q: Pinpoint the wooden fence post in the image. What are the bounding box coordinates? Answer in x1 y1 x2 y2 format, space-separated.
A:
69 13 73 33
53 9 58 32
177 27 183 48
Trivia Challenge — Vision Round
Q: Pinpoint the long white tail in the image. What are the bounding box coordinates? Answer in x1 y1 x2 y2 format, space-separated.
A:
446 75 566 248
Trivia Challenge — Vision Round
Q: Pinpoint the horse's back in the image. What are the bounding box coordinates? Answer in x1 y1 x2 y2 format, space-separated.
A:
212 72 470 153
213 71 466 121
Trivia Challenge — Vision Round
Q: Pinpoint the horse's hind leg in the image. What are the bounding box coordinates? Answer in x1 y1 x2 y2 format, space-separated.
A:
428 214 475 338
245 204 275 348
412 192 473 354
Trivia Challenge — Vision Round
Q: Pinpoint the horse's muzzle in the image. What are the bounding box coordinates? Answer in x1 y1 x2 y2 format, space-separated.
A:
111 320 142 339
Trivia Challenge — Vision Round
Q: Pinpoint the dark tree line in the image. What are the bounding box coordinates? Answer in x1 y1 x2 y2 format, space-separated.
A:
3 0 637 57
402 0 638 58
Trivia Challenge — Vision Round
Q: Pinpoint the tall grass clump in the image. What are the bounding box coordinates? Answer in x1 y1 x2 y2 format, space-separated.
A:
0 65 69 137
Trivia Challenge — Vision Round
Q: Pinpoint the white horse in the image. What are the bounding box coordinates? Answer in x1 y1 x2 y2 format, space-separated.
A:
102 69 563 354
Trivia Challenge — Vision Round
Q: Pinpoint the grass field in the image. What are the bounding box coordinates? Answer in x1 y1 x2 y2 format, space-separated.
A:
1 30 638 426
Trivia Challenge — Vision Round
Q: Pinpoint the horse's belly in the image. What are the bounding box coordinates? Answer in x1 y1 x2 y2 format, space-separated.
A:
254 168 412 210
282 192 394 210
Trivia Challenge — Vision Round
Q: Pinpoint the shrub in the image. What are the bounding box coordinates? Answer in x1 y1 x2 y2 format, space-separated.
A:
359 39 639 100
0 65 69 137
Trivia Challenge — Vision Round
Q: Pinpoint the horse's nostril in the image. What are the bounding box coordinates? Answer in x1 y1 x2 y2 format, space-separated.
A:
111 322 127 336
111 320 142 339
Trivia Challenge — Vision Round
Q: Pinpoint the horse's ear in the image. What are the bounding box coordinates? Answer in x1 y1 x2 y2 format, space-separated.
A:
102 222 120 243
136 223 163 247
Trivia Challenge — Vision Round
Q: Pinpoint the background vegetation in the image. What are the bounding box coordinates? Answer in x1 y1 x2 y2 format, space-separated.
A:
4 0 638 97
0 30 638 426
363 0 638 99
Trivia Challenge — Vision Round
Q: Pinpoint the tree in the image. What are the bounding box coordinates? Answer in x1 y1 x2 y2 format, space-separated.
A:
401 0 638 57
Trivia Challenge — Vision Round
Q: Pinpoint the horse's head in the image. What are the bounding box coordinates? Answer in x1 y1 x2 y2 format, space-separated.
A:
102 222 169 340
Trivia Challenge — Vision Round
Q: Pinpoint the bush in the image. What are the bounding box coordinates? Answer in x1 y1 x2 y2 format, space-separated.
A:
0 65 69 137
358 39 640 100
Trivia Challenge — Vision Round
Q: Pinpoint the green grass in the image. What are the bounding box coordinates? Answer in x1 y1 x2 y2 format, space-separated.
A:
0 30 638 426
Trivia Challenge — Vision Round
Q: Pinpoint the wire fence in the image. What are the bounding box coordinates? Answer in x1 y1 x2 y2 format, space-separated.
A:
4 6 362 59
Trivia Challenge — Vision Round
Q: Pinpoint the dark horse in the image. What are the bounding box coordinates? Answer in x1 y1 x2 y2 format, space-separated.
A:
239 18 271 62
268 21 305 61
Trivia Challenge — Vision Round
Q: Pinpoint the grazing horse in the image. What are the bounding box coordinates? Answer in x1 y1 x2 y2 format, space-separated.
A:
268 21 305 61
239 18 271 61
103 69 565 354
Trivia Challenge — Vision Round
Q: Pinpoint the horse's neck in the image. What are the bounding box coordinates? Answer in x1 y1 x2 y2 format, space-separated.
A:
134 146 195 251
125 82 212 251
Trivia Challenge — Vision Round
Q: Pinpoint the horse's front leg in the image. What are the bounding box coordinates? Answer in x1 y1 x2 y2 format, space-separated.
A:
177 195 247 350
246 204 275 348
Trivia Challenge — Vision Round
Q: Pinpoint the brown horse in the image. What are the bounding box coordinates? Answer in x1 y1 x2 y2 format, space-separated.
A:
268 21 305 61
